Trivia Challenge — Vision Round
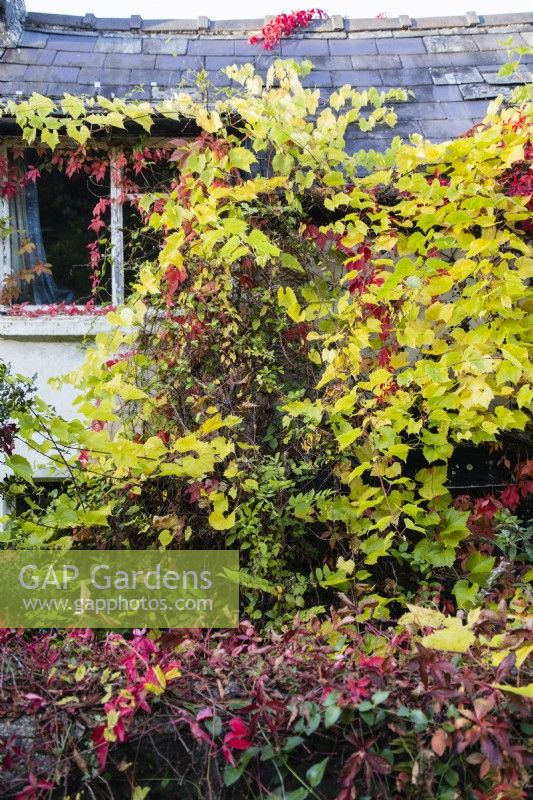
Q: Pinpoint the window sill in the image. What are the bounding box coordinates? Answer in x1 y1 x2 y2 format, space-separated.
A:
0 311 111 339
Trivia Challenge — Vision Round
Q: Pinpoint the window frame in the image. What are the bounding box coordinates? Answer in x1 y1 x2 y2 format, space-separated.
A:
0 138 178 311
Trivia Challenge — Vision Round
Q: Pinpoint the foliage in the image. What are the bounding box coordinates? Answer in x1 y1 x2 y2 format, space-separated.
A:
249 9 327 49
1 60 531 619
0 604 531 799
0 56 532 798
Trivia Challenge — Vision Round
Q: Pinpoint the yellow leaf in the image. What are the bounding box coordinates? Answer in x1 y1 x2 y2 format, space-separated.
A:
209 492 236 530
493 683 533 698
398 604 447 629
421 619 475 653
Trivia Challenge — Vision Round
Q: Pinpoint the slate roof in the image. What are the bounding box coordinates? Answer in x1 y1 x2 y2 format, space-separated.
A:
1 4 533 150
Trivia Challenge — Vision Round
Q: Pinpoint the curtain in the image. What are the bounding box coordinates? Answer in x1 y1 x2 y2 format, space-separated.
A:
9 175 74 305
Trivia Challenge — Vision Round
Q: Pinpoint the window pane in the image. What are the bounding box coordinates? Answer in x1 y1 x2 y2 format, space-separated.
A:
37 165 111 304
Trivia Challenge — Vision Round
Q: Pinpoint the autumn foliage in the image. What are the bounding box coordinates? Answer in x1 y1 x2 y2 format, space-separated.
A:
0 56 532 798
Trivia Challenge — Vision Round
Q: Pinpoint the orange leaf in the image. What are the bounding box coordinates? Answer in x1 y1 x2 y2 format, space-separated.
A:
33 261 53 276
431 728 447 756
19 269 35 283
18 239 36 255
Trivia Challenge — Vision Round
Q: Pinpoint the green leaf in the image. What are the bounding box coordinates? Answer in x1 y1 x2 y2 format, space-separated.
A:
453 579 479 609
306 757 329 788
324 704 341 728
465 552 496 587
416 466 448 500
285 790 308 800
497 61 519 77
249 228 280 259
360 531 395 565
158 529 173 548
281 252 305 273
223 747 259 786
132 788 151 800
5 454 34 484
228 147 256 171
372 690 390 705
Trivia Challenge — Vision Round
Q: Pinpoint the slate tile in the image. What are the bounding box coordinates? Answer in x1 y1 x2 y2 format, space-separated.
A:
129 69 179 84
297 55 353 70
104 53 155 69
97 84 151 99
440 100 490 119
47 34 97 52
429 66 482 84
94 37 142 54
430 84 463 100
234 40 263 56
480 68 532 85
351 55 401 69
473 33 525 51
302 71 333 87
335 70 382 86
78 67 131 84
187 39 235 56
205 56 250 69
154 55 203 70
380 67 433 85
399 53 451 67
377 37 425 54
54 51 106 67
460 83 513 101
46 82 91 97
2 48 55 65
143 37 188 55
523 33 533 47
131 69 182 86
150 86 179 101
421 118 475 139
395 101 446 119
280 39 329 56
464 99 492 117
424 101 472 120
446 50 506 67
1 81 49 95
328 38 377 55
24 65 80 83
380 120 422 137
19 32 49 49
423 35 478 53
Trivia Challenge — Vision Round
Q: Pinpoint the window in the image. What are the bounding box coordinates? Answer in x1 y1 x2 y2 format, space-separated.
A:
12 477 66 517
0 142 177 309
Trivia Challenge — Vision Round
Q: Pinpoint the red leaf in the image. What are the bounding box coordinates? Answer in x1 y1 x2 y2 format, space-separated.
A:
91 725 109 771
228 717 248 737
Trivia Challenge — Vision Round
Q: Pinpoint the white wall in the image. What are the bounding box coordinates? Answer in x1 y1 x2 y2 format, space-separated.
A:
0 315 109 478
